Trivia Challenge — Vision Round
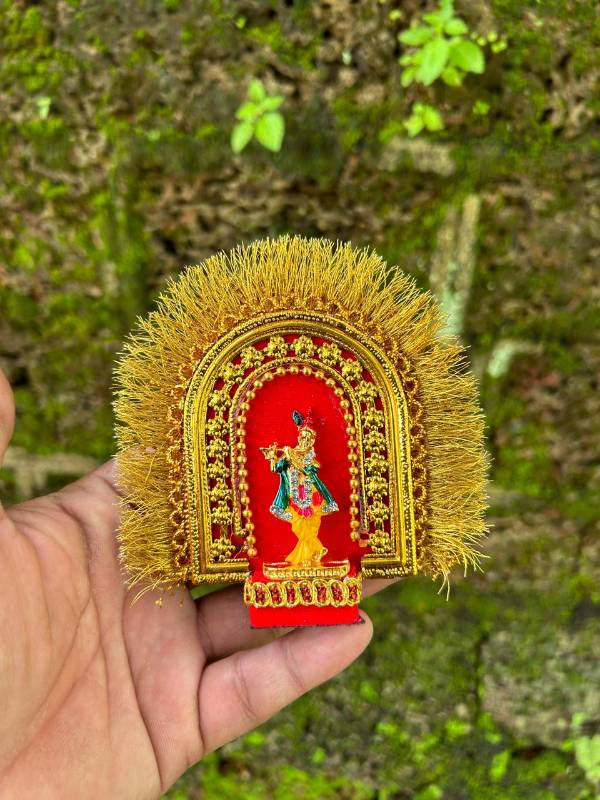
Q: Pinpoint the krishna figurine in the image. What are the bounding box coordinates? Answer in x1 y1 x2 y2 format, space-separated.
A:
262 410 338 567
114 236 489 627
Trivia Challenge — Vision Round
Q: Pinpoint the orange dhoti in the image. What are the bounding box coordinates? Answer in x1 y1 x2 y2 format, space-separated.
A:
285 505 328 566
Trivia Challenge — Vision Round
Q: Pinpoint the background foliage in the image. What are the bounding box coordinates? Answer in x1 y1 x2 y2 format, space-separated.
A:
1 0 599 798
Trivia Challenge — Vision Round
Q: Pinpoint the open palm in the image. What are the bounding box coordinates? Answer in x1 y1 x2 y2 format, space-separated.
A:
0 372 373 799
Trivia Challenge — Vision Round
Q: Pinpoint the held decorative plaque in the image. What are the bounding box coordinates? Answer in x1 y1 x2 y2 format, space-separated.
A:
114 236 488 627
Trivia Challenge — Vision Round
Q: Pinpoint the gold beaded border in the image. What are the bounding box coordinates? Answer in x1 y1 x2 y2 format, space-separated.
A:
243 574 362 609
263 562 351 579
228 357 368 559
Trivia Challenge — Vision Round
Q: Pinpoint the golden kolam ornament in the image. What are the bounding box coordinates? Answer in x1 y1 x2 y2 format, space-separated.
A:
114 236 488 627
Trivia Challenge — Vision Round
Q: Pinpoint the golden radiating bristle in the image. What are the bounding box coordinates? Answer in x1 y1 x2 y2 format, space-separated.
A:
114 236 489 593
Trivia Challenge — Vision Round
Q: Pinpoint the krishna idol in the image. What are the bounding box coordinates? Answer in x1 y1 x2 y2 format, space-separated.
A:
261 409 339 567
114 237 488 627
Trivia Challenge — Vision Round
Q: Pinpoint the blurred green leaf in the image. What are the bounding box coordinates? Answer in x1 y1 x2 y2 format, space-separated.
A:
472 98 490 115
404 115 424 138
235 101 257 121
248 79 266 102
404 103 444 137
445 17 468 35
441 65 463 86
439 0 454 20
491 39 508 53
401 66 417 87
423 12 443 27
490 749 511 782
449 39 485 73
399 26 433 46
572 712 588 731
422 104 444 131
575 736 600 784
255 112 284 152
231 121 253 153
262 94 284 112
415 785 443 800
416 37 450 84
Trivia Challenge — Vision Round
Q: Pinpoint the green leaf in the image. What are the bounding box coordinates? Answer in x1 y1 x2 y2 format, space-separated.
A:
489 749 511 782
439 0 455 20
247 79 266 102
235 101 257 121
575 735 600 782
422 12 443 27
230 121 254 153
400 66 417 87
255 112 284 152
449 39 485 73
261 94 284 112
404 114 424 138
422 104 444 131
416 37 450 85
444 17 468 35
571 712 587 730
472 99 490 115
422 0 453 27
415 784 443 800
399 26 433 46
399 53 414 66
441 65 463 86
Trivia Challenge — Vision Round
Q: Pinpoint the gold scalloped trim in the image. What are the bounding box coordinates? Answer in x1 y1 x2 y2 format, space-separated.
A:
243 575 362 608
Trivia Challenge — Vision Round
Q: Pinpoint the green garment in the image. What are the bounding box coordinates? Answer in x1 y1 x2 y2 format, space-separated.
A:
272 456 335 512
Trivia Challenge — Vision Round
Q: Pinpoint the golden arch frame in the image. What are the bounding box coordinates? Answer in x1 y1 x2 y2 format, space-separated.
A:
182 311 420 584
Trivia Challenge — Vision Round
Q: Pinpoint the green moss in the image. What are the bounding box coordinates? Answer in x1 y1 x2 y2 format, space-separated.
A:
245 19 318 71
0 468 17 506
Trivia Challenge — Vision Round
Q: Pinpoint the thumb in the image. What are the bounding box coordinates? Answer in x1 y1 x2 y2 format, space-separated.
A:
0 369 15 468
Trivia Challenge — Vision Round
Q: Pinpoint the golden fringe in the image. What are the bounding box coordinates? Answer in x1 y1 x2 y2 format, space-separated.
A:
114 236 489 592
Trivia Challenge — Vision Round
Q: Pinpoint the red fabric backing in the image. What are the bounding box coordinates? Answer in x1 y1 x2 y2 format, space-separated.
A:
249 604 360 627
241 371 362 569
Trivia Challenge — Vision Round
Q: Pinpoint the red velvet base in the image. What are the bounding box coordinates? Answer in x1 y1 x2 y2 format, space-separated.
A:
249 604 360 628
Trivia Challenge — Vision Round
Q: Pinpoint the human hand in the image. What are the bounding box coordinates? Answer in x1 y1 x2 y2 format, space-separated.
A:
0 370 373 799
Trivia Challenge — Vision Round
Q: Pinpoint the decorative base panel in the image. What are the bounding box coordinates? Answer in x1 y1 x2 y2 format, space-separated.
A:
244 568 362 627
